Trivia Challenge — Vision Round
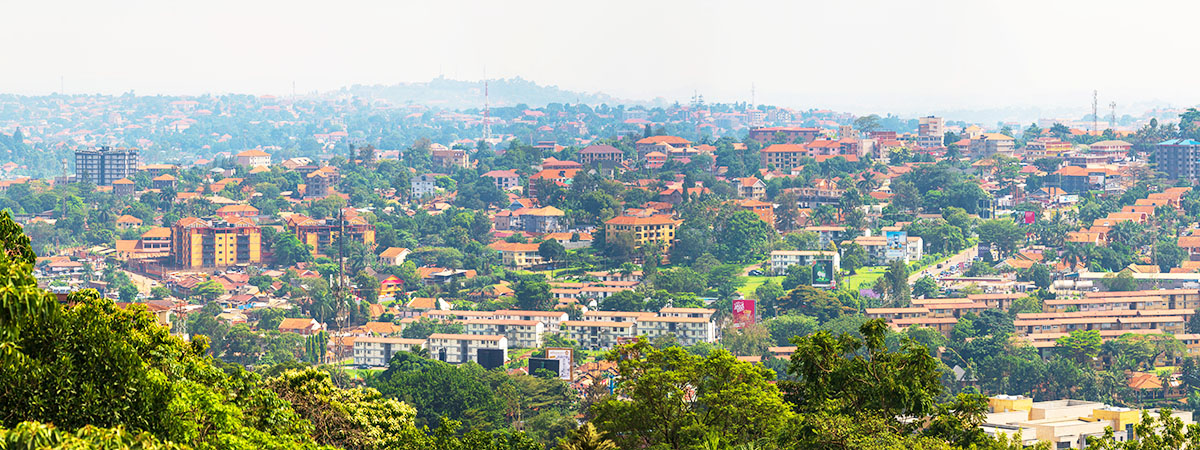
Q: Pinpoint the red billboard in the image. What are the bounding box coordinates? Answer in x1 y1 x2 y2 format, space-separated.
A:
732 298 756 327
1023 210 1035 225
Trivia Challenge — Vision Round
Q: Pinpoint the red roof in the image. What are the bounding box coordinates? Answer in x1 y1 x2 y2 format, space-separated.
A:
636 135 691 145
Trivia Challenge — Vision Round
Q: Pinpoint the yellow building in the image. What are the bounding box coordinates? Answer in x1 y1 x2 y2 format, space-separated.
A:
488 242 544 269
170 217 262 268
603 214 682 251
286 209 376 258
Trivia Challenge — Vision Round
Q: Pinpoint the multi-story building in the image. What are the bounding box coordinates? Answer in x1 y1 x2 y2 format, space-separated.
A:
151 174 177 190
981 396 1193 449
769 250 841 275
515 206 566 233
760 144 809 171
430 148 469 169
736 177 766 200
846 234 924 265
286 210 376 258
463 319 544 348
488 242 544 269
735 199 774 227
353 337 426 367
635 316 716 346
635 136 691 160
170 217 262 268
564 320 638 351
426 333 507 364
304 166 339 198
968 133 1017 157
917 116 945 149
604 214 682 252
481 170 520 191
493 310 569 331
748 126 820 144
1155 139 1200 182
411 173 440 198
579 144 625 165
235 149 271 167
75 146 139 186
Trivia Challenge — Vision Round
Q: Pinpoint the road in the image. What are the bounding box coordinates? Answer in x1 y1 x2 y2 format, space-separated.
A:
908 246 978 283
125 270 161 296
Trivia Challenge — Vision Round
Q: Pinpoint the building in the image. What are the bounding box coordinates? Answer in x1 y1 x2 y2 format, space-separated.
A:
170 217 262 268
736 177 766 200
564 320 638 351
516 206 566 233
353 337 426 367
493 310 570 330
1089 140 1132 159
968 133 1016 157
769 250 841 275
235 149 271 167
604 214 682 252
286 210 376 258
378 247 410 266
1155 139 1200 182
761 144 809 171
278 318 323 335
115 215 143 230
981 396 1192 449
151 174 177 190
411 173 440 198
463 319 544 348
304 167 339 198
215 204 259 221
635 136 691 160
579 144 625 165
735 199 774 227
430 148 469 169
748 126 820 144
488 242 544 269
847 234 924 265
75 146 139 186
111 178 135 196
481 170 520 190
426 333 507 364
917 116 945 149
635 316 716 346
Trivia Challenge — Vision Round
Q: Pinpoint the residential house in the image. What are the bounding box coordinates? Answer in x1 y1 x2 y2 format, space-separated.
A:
378 247 411 266
769 250 841 275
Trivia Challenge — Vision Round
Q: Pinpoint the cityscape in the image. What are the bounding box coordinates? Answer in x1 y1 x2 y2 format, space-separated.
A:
6 1 1200 449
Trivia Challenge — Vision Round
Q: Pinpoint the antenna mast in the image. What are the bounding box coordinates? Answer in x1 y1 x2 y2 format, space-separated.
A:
483 70 491 142
1092 90 1099 132
1109 102 1117 129
751 83 756 109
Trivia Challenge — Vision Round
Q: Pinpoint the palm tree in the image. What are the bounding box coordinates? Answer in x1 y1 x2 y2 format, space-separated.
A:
813 205 837 226
557 423 617 450
1062 244 1087 271
856 173 880 193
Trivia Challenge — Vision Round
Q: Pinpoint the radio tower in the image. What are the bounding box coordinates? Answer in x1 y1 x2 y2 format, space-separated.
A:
1092 90 1099 132
483 77 491 141
1109 102 1117 129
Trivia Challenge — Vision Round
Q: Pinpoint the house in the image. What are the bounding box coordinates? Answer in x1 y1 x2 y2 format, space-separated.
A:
481 170 520 191
411 173 441 198
760 144 808 171
215 204 259 221
737 177 766 200
494 310 570 330
152 174 177 189
735 199 774 227
378 247 411 266
847 234 924 265
378 275 405 299
426 333 508 365
278 318 323 335
635 136 691 160
115 215 143 230
430 148 469 169
112 178 135 196
748 126 820 144
968 133 1016 157
515 206 566 233
579 144 625 165
235 149 271 167
488 242 545 269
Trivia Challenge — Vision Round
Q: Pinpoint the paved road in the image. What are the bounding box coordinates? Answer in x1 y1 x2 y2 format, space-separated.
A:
908 246 978 284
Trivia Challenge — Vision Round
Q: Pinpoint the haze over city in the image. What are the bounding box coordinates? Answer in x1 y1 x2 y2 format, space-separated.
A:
6 0 1200 117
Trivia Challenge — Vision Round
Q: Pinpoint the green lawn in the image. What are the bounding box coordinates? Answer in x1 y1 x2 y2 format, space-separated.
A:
842 266 888 291
737 276 785 297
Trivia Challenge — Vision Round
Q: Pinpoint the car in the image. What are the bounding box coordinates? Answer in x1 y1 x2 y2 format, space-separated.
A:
936 264 943 269
749 269 763 276
356 364 370 370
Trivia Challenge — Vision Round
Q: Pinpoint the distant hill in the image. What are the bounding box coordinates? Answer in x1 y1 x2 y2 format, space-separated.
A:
336 76 643 109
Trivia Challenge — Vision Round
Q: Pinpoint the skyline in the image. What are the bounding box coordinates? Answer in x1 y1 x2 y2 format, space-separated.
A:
5 0 1200 118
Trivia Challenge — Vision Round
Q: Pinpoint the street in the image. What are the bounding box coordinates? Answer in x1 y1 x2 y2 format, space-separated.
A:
908 245 978 284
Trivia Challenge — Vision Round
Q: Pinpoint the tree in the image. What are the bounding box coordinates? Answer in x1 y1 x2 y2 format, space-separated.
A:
1055 330 1102 365
557 423 617 450
1102 270 1139 292
1156 238 1186 272
754 280 785 318
272 232 314 267
538 239 567 266
590 339 791 450
265 368 422 450
976 219 1023 258
781 264 811 290
876 259 911 305
841 243 868 274
191 280 225 302
913 276 939 299
766 314 819 346
514 275 554 311
777 286 854 323
1027 264 1052 290
720 324 772 357
715 210 774 263
118 283 139 303
369 352 504 430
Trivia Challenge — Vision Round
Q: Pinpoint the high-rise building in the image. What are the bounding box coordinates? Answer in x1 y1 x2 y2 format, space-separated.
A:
170 217 262 268
74 146 139 185
1156 139 1200 182
285 209 376 258
917 116 945 149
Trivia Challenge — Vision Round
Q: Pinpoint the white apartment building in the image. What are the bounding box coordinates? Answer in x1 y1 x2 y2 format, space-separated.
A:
426 333 508 364
635 316 716 346
564 320 638 351
769 250 841 275
463 318 545 348
657 307 717 320
411 173 439 198
494 310 569 331
353 337 426 367
582 311 656 323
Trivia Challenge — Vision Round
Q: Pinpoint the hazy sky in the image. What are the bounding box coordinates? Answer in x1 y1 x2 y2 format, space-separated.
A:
5 0 1200 116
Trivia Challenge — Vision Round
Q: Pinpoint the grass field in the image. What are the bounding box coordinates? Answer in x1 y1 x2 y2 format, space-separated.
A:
842 266 888 291
737 275 785 296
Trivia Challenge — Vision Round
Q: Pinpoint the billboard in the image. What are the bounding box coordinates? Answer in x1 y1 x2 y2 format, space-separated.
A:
885 231 907 260
812 260 835 287
1023 210 1036 225
529 358 561 378
546 348 574 381
477 348 506 370
732 298 756 327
